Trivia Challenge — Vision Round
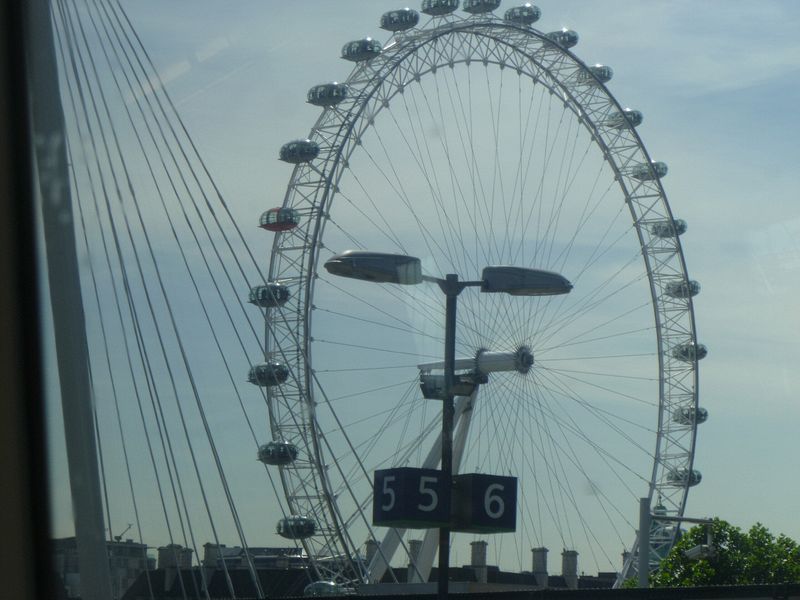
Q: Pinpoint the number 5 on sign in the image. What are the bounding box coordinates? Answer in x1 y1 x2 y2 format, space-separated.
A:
372 468 450 529
417 476 439 512
381 475 396 511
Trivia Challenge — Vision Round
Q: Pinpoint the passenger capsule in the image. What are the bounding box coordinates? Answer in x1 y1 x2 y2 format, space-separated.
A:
279 139 320 164
630 161 668 181
307 83 349 107
341 38 382 62
651 502 668 517
421 0 460 16
672 406 709 426
259 207 301 232
577 64 613 85
605 108 643 129
248 283 290 308
277 516 317 540
671 342 708 363
304 582 345 597
463 0 501 14
546 29 579 49
664 280 700 299
248 361 290 387
650 218 687 239
380 8 420 31
504 4 541 25
667 468 702 487
258 441 299 466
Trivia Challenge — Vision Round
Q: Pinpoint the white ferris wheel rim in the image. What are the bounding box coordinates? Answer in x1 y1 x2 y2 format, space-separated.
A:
262 8 700 587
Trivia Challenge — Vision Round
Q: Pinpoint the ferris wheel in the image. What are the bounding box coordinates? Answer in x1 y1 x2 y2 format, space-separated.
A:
252 0 706 587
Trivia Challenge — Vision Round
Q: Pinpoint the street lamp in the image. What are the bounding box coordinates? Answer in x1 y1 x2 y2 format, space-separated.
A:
324 250 572 599
636 498 714 587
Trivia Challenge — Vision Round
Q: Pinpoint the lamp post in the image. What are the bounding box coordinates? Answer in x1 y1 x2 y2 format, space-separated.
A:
324 250 572 600
636 498 714 587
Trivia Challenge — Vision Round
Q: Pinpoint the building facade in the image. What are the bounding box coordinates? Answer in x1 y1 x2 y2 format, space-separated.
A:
53 537 153 599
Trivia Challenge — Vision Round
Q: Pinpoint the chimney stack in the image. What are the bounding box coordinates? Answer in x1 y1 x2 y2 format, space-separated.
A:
531 547 548 587
158 544 192 569
561 549 578 589
470 541 488 584
202 543 224 568
158 544 193 593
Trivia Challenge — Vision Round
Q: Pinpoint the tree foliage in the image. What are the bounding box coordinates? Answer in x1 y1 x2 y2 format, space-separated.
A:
653 519 800 586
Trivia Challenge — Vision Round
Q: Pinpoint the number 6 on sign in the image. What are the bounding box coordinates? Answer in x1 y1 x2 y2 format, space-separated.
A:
452 473 517 533
484 483 505 519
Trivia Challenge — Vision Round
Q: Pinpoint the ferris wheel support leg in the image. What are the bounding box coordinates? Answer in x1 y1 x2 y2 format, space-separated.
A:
368 527 407 584
369 394 475 583
452 390 478 474
408 388 479 584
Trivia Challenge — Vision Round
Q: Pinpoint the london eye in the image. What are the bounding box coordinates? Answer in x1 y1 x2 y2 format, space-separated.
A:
256 0 706 588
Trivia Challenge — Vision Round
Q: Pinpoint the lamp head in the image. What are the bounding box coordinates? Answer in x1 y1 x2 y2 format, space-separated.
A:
324 250 423 285
481 266 572 296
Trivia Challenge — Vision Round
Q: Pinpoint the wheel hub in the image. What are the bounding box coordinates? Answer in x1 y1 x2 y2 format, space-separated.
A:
417 345 534 376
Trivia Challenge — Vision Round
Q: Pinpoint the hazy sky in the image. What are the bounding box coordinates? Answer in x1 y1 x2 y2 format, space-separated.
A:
47 0 800 578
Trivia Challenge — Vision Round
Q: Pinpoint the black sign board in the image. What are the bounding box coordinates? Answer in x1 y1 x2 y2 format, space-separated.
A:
451 473 517 533
372 467 450 529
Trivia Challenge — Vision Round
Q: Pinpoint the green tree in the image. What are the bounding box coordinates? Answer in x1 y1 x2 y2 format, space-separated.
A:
652 519 800 586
